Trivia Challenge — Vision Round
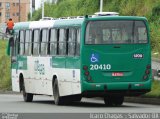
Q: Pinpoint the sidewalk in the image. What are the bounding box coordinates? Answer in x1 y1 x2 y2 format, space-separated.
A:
125 97 160 105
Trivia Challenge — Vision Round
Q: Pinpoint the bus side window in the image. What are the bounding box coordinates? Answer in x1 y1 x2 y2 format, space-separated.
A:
25 30 32 56
50 29 58 55
59 29 67 56
15 35 19 56
33 29 40 56
19 30 25 55
68 28 76 56
12 35 17 56
40 29 48 56
76 28 80 56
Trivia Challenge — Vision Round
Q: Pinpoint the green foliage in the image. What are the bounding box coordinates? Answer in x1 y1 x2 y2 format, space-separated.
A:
0 40 11 91
31 8 42 21
145 80 160 98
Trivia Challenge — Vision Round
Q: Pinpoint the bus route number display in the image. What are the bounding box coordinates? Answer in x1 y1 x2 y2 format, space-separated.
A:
90 64 111 70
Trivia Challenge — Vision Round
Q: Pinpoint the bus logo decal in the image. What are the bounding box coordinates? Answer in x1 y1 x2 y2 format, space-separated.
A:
90 53 99 63
34 60 45 75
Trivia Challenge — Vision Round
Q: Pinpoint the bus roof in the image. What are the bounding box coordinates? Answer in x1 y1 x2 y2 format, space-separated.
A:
29 20 55 29
14 19 84 30
88 16 147 21
13 15 147 31
14 22 30 30
53 19 84 28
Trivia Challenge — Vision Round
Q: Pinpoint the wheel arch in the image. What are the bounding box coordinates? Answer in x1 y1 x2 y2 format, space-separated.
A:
52 75 57 86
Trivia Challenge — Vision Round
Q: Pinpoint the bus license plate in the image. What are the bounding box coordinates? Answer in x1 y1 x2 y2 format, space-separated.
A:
112 72 123 76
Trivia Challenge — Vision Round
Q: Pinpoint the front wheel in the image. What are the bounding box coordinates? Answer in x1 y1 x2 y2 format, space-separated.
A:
22 81 33 102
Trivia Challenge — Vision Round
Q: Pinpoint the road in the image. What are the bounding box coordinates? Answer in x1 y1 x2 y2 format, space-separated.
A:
0 94 160 113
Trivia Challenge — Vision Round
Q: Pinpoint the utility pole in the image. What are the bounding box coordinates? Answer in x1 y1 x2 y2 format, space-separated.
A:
19 0 20 22
42 0 44 18
100 0 103 12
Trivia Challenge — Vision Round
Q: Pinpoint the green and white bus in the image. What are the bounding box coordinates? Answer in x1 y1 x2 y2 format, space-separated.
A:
7 12 152 106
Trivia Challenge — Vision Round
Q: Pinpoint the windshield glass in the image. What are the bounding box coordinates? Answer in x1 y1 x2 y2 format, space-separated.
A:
85 20 148 44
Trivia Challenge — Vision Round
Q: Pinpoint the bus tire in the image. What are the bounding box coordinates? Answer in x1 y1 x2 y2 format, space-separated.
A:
72 95 82 102
53 79 63 105
104 96 113 106
22 80 33 102
112 96 124 106
104 96 124 106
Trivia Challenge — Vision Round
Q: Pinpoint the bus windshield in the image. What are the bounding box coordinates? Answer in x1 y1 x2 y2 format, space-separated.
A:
85 20 148 44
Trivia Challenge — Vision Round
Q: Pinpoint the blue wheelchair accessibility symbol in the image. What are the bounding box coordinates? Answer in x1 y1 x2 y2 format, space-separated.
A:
90 53 99 63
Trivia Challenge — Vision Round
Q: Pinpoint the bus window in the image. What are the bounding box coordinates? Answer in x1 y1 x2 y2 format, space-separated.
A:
76 28 80 56
25 30 32 55
68 29 76 56
134 21 148 43
85 21 148 44
41 29 48 56
59 29 67 55
19 30 25 55
12 35 18 56
50 29 58 55
33 29 40 56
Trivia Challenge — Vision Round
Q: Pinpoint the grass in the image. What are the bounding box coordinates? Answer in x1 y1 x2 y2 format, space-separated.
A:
145 80 160 98
0 40 11 91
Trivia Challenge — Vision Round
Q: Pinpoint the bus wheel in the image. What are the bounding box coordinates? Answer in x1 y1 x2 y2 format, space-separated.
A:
104 96 124 106
22 81 33 102
72 95 82 102
104 96 113 106
112 96 124 106
53 79 63 105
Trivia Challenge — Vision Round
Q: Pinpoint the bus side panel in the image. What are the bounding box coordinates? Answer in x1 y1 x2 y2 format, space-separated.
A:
11 69 20 92
52 56 81 96
71 69 81 94
57 69 81 96
53 68 72 96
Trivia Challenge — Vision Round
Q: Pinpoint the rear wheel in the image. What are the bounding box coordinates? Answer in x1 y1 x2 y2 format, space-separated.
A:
104 96 113 106
22 81 33 102
113 96 124 106
53 79 64 105
104 96 124 106
71 95 82 102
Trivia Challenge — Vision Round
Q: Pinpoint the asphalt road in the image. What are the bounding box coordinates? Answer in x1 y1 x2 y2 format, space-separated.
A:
0 94 160 113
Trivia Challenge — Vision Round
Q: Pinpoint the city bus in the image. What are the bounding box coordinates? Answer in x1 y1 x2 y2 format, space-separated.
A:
7 12 152 106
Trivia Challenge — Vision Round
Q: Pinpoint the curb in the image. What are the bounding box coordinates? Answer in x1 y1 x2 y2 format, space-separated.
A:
0 90 19 94
124 97 160 105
